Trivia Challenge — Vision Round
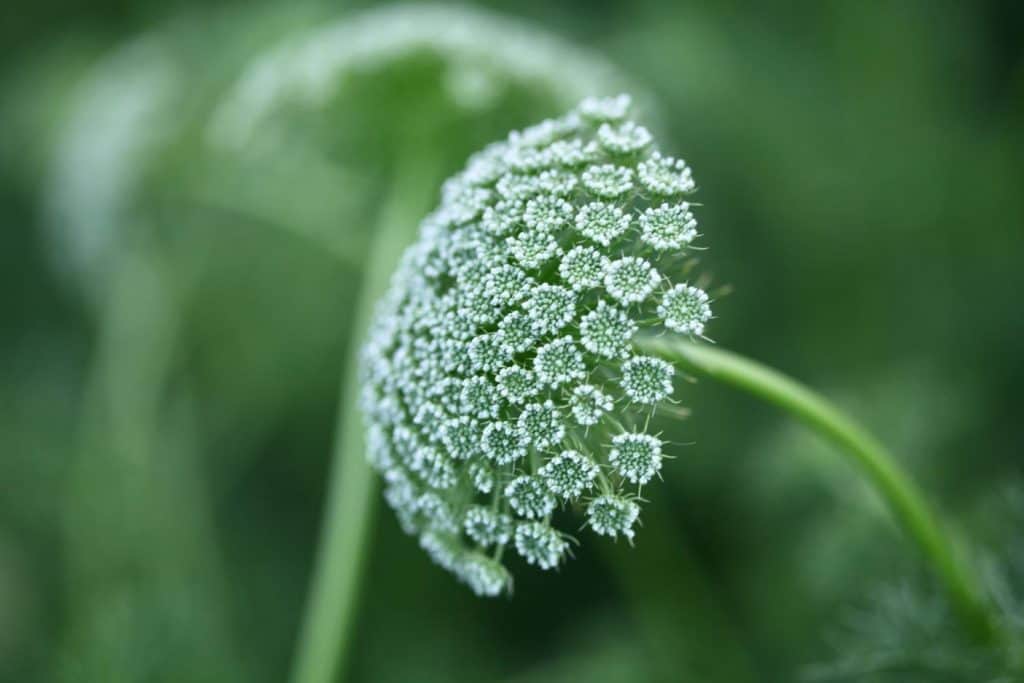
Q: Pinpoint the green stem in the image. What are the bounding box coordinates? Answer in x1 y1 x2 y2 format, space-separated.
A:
67 247 180 586
289 157 439 683
67 245 248 677
638 336 1000 646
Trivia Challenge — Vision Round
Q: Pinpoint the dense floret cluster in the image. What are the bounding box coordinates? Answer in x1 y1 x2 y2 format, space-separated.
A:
361 95 712 595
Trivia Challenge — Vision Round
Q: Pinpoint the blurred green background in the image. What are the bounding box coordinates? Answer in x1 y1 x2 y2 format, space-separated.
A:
2 1 1023 681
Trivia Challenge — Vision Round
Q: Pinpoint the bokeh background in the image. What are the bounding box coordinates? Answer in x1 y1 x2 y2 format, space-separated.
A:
2 1 1023 681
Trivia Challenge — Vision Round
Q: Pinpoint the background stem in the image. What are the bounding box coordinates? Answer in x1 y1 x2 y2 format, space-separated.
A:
289 157 439 683
638 336 1000 646
65 245 246 678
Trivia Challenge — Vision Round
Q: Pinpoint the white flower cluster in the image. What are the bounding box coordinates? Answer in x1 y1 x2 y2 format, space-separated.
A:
361 95 713 596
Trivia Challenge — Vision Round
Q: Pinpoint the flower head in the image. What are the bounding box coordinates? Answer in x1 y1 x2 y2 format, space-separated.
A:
569 384 614 426
620 356 675 405
505 475 557 519
580 300 636 359
575 201 631 246
498 310 538 353
597 121 653 155
609 432 663 484
539 450 600 498
464 506 513 546
514 522 568 569
524 284 577 336
517 400 566 450
587 495 640 540
658 283 712 336
509 228 562 269
637 152 696 196
459 554 511 597
482 421 527 465
496 366 538 405
534 336 587 388
604 256 660 305
361 95 713 595
640 203 698 250
581 164 634 199
559 245 608 291
578 94 631 123
524 194 575 232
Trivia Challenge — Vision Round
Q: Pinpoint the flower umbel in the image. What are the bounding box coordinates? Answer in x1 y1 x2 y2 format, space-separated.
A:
361 95 713 595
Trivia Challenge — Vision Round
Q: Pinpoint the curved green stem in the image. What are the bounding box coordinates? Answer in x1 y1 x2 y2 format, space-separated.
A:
289 157 439 683
638 336 1000 646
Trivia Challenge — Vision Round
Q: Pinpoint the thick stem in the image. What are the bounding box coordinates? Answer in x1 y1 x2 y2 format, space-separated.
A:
638 336 1000 646
289 158 438 683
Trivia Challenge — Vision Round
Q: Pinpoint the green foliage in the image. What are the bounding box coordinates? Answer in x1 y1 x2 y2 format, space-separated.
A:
806 488 1024 682
1 1 1022 682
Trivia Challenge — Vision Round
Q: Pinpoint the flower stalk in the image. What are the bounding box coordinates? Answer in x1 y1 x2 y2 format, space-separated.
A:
637 335 1001 646
290 156 440 683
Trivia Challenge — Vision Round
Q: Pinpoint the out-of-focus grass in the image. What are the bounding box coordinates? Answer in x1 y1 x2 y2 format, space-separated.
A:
1 1 1022 682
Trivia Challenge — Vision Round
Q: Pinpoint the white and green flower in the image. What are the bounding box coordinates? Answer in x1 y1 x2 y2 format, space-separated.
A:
361 95 713 595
